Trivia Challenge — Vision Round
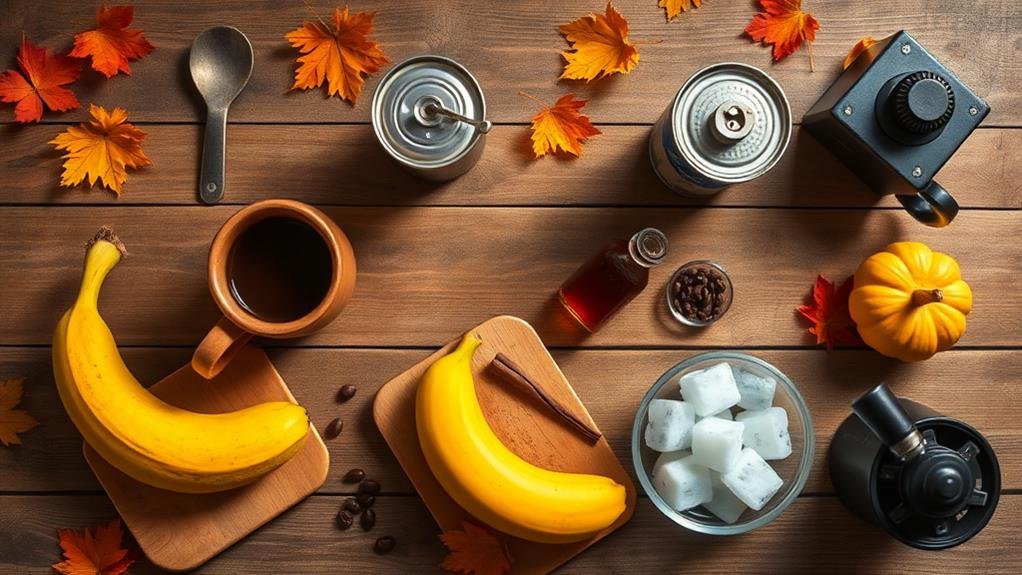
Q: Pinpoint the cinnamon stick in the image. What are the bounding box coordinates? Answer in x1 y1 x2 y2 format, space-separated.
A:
488 353 602 444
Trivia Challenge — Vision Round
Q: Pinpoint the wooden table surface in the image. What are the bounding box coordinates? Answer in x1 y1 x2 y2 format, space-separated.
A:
1 1 1019 573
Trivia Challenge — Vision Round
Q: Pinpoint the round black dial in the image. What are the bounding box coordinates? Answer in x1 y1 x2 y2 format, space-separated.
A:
893 71 955 134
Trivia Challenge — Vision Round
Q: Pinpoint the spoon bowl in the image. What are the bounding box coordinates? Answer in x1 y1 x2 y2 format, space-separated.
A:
190 26 253 204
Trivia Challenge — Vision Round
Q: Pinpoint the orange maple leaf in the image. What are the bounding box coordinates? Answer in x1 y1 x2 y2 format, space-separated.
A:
745 0 820 69
0 37 81 123
559 2 639 82
53 519 136 575
522 92 602 159
0 378 39 447
659 0 703 22
439 521 512 575
50 104 152 195
797 275 862 351
70 5 155 78
285 5 389 104
843 36 877 70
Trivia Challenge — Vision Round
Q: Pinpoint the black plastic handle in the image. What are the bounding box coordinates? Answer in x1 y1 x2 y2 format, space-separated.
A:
897 180 959 227
852 384 918 449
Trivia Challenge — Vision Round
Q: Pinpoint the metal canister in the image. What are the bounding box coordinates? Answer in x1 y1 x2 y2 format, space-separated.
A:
371 55 490 181
649 62 792 196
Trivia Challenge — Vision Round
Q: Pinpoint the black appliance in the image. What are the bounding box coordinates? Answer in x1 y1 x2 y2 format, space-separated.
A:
803 31 989 227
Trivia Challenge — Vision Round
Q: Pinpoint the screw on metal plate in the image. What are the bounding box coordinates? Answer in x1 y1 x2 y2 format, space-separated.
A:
843 105 854 116
420 96 491 134
912 166 923 177
969 106 979 116
901 44 912 55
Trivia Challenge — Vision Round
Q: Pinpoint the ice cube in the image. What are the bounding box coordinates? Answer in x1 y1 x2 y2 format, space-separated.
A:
731 367 777 411
697 408 733 421
644 399 696 452
735 407 792 460
721 448 784 511
690 417 745 472
703 470 748 524
651 452 712 512
678 362 741 416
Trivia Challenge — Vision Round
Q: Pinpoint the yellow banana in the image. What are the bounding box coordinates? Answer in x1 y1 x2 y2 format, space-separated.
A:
52 228 309 493
416 333 626 543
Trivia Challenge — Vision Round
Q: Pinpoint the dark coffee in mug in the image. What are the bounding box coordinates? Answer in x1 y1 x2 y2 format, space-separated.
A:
227 217 333 323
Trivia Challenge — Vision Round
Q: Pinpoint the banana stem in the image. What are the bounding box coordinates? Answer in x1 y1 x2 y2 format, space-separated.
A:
76 227 126 310
911 288 944 306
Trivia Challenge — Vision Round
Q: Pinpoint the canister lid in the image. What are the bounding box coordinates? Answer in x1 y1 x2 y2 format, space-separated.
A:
371 55 486 169
672 62 791 184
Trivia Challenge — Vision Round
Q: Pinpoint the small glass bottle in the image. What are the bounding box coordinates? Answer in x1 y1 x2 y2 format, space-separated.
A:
558 228 669 332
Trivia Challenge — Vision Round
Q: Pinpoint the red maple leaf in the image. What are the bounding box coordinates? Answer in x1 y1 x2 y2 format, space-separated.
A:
0 37 81 123
797 275 862 351
53 518 136 575
70 4 155 78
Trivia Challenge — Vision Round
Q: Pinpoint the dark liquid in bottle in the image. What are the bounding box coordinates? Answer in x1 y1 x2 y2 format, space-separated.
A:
228 217 333 322
558 240 649 332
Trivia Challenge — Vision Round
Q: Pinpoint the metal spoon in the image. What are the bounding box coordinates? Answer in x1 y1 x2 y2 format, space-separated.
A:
189 26 253 204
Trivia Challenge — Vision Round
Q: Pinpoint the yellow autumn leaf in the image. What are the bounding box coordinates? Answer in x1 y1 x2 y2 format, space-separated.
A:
522 92 601 158
659 0 703 22
50 104 152 195
559 2 639 82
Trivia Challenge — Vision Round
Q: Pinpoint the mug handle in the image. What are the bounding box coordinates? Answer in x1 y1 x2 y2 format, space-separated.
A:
191 316 253 380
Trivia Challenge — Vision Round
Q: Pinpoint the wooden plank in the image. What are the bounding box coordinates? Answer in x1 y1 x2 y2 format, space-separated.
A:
3 347 1019 494
2 0 1020 126
3 125 1019 208
0 207 1017 347
2 494 1020 574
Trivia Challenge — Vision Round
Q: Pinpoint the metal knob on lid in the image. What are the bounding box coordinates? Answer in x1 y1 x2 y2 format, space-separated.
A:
371 55 488 181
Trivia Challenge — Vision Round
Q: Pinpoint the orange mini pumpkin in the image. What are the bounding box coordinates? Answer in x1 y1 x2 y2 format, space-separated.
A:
849 242 972 362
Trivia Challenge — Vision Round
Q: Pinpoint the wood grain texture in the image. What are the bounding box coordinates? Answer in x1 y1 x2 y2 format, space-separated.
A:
1 1 1020 125
0 207 1017 347
2 494 1021 574
374 316 636 573
84 346 329 572
3 347 1019 494
2 124 1019 208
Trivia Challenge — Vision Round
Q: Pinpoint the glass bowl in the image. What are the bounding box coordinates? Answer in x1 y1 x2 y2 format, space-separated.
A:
666 261 733 327
631 352 814 534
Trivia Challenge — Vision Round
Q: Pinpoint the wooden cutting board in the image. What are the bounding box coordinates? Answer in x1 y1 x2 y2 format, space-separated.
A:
83 345 329 572
373 315 636 574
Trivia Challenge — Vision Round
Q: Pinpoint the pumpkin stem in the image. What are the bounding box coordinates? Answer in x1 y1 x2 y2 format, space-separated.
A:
912 288 944 306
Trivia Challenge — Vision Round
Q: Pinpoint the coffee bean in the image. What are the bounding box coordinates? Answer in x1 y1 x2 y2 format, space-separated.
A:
335 511 353 530
357 493 375 509
324 418 343 439
373 536 396 555
360 508 376 531
342 497 361 515
359 479 381 495
342 468 366 484
336 385 357 403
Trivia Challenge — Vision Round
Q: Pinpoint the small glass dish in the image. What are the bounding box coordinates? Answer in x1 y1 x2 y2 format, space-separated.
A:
631 352 814 535
666 261 733 327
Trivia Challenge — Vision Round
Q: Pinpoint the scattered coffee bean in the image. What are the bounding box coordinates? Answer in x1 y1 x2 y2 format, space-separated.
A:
342 468 366 484
335 510 353 530
360 508 376 531
324 417 343 439
359 479 381 495
356 493 375 509
373 536 396 555
342 497 362 515
336 384 357 403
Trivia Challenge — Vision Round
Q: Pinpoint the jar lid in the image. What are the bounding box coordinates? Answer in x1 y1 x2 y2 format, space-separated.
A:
371 55 486 170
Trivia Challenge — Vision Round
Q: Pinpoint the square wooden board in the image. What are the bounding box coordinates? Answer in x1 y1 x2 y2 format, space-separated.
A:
83 345 329 572
373 315 637 574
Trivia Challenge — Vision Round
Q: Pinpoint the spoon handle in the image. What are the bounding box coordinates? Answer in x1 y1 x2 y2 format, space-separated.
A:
199 107 228 204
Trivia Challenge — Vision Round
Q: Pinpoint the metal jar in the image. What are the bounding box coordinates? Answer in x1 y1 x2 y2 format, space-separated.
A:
649 62 792 196
371 55 489 181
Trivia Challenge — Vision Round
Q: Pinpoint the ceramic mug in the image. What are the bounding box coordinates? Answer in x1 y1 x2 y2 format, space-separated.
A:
191 199 356 379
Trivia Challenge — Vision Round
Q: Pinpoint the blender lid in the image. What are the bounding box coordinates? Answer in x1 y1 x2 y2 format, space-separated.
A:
873 418 1000 550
